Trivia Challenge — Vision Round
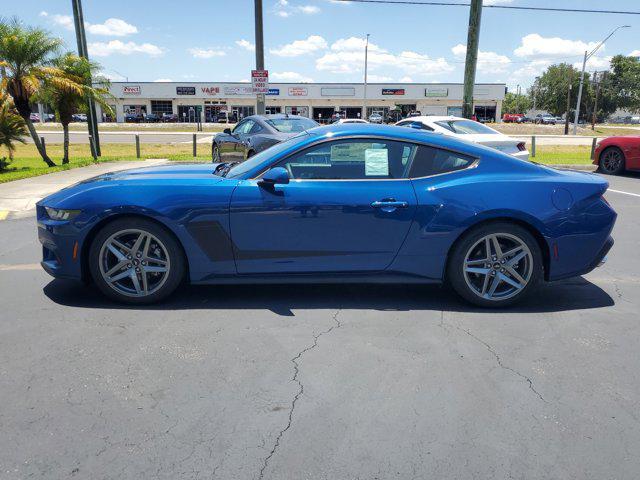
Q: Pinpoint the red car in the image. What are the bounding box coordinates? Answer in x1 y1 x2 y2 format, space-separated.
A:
594 136 640 175
502 113 525 123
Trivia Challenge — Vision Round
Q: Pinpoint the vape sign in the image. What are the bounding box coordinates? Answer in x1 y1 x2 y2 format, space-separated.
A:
251 70 269 94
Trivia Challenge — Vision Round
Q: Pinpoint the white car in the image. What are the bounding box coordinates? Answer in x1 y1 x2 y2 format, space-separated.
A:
369 112 383 124
396 115 529 161
332 118 369 124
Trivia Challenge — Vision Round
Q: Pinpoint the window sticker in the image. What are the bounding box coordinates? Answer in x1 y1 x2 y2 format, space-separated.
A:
365 148 389 176
330 143 369 162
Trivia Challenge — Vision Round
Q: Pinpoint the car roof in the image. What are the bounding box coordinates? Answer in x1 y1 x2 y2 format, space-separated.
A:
245 114 309 121
404 115 465 123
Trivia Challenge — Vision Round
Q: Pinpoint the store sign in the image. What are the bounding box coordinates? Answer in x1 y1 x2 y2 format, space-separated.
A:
224 86 254 96
201 86 220 95
267 88 280 96
122 85 141 95
425 87 448 98
321 87 355 97
473 87 490 96
288 87 308 97
176 86 196 95
251 69 269 94
382 88 405 96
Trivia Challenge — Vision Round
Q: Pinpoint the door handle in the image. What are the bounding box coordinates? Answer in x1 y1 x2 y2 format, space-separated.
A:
371 199 409 211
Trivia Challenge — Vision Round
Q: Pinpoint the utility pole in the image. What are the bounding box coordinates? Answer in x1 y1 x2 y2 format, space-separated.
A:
71 0 101 157
462 0 482 119
564 82 572 135
573 25 630 134
363 34 370 120
254 0 265 115
592 71 602 130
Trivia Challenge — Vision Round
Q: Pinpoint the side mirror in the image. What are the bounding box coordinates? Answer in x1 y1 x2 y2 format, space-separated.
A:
259 167 290 188
410 121 423 130
223 128 232 134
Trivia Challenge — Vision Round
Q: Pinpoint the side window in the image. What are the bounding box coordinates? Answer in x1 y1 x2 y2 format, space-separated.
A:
249 122 262 134
408 146 475 178
396 121 434 131
276 139 417 180
233 120 255 134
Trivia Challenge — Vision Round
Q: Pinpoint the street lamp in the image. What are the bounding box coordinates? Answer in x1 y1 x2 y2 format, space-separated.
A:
573 25 630 134
363 33 370 121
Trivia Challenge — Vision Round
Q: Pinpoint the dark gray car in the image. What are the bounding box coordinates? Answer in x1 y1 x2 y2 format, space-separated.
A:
211 114 319 163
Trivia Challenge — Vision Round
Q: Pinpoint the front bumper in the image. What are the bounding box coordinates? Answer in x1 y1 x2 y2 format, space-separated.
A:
37 210 84 281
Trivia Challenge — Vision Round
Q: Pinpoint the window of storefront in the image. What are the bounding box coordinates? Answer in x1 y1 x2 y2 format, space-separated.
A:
265 106 281 114
150 100 173 116
232 106 254 120
447 106 463 117
285 106 309 117
178 105 201 122
124 105 147 115
366 107 389 118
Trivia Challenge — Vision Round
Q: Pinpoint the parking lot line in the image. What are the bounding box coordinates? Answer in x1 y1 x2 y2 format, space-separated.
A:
608 189 640 198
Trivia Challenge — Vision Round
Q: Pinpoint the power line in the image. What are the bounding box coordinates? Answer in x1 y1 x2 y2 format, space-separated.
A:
329 0 640 15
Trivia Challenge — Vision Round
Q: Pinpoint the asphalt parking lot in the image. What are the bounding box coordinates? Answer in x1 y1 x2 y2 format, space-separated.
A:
1 172 639 480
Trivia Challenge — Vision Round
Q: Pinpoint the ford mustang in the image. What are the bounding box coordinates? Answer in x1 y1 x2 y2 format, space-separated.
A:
37 124 616 307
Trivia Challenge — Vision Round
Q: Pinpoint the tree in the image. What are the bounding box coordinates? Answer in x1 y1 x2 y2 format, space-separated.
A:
38 53 112 164
0 18 77 167
0 92 27 170
530 63 593 118
608 55 640 113
502 92 531 114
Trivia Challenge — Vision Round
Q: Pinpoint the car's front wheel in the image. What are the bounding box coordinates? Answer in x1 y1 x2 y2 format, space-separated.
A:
89 218 185 304
447 222 543 307
599 146 626 175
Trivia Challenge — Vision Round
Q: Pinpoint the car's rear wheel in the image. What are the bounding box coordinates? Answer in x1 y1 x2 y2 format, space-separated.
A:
89 218 185 304
212 143 221 163
447 222 543 307
599 147 625 175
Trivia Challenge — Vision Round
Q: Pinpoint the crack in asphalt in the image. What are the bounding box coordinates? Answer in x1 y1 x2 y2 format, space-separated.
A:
457 325 547 403
258 309 342 480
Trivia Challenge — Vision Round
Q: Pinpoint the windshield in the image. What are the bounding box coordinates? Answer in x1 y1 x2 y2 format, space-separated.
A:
265 117 318 133
435 120 498 135
225 133 308 178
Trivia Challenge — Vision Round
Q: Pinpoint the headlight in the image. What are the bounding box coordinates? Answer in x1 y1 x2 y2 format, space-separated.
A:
44 207 81 221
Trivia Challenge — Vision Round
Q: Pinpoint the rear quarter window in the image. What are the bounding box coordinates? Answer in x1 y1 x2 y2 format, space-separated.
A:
409 146 475 178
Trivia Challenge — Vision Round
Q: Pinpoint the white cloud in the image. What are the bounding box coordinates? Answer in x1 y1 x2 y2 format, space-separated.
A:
270 35 327 57
270 71 314 82
483 0 513 4
298 5 320 14
88 40 164 57
399 76 414 82
48 14 74 31
39 11 48 17
100 71 126 81
575 55 612 70
236 39 255 51
452 43 511 73
511 59 553 79
85 18 138 36
188 47 226 59
630 50 640 57
514 33 600 59
367 74 393 82
316 37 454 78
274 2 321 17
154 78 173 82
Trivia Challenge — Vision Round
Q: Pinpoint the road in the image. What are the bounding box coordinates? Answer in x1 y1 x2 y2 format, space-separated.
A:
0 173 639 479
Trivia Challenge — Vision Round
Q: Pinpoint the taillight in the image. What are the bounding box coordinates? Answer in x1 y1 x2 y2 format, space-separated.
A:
517 142 526 151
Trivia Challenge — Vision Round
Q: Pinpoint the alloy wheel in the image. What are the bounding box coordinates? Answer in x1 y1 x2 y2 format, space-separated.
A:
463 233 533 301
602 149 623 173
98 229 171 298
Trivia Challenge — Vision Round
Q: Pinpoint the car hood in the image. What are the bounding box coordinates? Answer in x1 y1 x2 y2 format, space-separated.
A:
38 163 225 207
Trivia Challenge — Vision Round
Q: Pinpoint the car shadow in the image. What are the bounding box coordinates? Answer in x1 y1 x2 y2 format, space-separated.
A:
43 277 614 316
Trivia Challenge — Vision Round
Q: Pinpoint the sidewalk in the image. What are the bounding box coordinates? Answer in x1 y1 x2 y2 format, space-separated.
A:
0 159 167 219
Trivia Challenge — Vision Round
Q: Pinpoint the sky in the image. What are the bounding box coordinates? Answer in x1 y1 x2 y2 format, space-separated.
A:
2 0 639 91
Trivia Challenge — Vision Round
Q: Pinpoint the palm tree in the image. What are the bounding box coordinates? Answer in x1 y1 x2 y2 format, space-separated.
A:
0 18 78 167
39 53 113 164
0 92 27 169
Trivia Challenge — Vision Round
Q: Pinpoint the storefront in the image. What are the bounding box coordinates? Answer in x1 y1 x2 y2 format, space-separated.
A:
103 82 506 123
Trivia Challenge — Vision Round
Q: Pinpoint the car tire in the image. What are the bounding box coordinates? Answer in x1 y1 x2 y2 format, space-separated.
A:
598 147 626 175
447 222 543 308
89 218 186 304
212 143 221 163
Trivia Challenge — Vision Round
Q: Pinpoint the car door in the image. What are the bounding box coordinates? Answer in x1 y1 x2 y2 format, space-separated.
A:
229 138 418 274
219 120 251 161
233 119 256 160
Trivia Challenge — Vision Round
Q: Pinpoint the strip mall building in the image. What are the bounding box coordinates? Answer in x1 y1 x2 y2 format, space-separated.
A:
102 82 507 123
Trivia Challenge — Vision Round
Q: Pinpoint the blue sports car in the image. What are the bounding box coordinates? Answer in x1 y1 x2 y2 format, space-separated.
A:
37 124 616 307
